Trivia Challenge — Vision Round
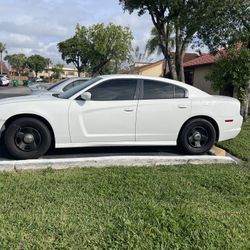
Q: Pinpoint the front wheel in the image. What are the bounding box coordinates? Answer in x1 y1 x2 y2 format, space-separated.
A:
4 118 51 159
178 119 216 155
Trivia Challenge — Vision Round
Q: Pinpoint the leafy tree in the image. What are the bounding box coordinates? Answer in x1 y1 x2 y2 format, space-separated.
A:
51 64 64 79
83 23 133 75
196 0 249 121
197 0 250 53
26 55 50 78
133 46 148 62
0 42 7 75
146 25 175 76
58 25 89 77
4 54 27 76
119 0 207 80
119 0 249 82
58 23 133 76
207 47 250 121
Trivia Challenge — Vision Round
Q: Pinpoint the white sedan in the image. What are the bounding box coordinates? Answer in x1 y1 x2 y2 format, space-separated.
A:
0 75 10 86
0 75 243 159
30 77 91 95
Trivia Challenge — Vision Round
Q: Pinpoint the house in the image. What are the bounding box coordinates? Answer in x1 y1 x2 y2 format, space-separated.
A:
37 66 84 79
128 52 222 95
0 62 9 75
129 53 198 77
183 53 220 95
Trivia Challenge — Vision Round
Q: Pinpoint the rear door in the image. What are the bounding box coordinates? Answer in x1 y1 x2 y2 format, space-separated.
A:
136 80 191 143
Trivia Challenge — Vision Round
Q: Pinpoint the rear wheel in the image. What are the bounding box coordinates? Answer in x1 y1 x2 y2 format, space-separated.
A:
178 118 216 155
4 118 51 159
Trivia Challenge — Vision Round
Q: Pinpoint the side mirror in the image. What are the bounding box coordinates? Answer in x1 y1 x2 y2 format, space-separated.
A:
80 92 92 101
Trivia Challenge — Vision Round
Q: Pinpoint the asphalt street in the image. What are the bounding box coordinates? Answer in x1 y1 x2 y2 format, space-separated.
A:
0 86 30 99
0 86 185 160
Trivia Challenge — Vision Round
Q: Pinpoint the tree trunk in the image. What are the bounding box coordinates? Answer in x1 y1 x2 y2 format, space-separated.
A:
77 68 81 77
239 86 249 122
168 55 177 80
162 58 167 77
175 27 181 80
164 53 177 80
178 52 185 82
175 26 186 82
0 52 2 75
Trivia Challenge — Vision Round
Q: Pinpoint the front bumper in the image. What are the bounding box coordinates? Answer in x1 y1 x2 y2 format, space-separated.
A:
0 120 6 139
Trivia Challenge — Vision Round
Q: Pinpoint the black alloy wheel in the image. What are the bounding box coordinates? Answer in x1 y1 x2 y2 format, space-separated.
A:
4 118 51 159
178 118 216 155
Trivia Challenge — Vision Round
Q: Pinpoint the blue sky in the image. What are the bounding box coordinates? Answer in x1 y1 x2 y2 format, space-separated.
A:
0 0 154 63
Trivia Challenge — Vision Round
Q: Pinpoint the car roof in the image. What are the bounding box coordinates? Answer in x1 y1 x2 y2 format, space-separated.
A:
100 74 184 85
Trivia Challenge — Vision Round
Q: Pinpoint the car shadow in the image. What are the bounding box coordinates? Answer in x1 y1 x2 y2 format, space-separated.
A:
43 145 184 159
0 138 184 160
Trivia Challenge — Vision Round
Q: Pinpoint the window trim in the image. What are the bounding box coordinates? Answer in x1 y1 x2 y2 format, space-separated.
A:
141 79 189 100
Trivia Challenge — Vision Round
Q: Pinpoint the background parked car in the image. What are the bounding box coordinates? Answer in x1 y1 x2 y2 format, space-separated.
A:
0 75 10 86
30 77 91 95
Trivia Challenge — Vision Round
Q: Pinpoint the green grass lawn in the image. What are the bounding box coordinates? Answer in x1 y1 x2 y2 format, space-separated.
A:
0 120 249 248
218 119 250 161
0 165 250 249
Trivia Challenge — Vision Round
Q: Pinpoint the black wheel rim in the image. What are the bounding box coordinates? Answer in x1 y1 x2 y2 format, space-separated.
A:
14 127 42 152
187 126 209 149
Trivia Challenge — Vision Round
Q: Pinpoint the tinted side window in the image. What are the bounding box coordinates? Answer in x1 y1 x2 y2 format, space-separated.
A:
72 80 88 88
175 86 186 98
63 80 86 91
63 82 75 91
88 79 137 101
143 80 186 99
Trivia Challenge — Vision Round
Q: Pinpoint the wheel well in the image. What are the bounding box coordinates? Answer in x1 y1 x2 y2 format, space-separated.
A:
178 116 219 142
3 114 55 148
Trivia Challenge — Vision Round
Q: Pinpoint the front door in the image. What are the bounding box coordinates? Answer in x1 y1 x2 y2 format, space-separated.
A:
69 78 139 143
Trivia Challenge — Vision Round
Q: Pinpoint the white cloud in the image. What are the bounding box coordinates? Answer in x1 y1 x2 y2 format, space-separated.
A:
0 0 160 64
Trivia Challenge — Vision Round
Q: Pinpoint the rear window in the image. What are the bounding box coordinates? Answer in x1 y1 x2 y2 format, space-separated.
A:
143 80 187 99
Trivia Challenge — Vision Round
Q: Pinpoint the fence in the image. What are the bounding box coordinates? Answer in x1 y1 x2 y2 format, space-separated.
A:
9 76 28 86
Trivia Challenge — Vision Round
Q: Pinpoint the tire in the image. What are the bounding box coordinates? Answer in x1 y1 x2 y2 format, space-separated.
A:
178 118 216 155
4 118 51 160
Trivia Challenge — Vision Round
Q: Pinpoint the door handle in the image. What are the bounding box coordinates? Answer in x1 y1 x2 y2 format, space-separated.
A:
124 109 134 112
178 104 188 109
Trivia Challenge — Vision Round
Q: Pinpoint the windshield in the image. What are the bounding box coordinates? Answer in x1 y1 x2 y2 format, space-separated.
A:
47 78 69 90
58 77 102 99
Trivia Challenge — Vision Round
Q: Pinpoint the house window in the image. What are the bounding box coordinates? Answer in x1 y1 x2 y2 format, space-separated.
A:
184 70 194 85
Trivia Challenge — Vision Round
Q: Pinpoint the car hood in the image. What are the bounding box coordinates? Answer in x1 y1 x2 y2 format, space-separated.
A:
30 89 59 96
0 94 58 105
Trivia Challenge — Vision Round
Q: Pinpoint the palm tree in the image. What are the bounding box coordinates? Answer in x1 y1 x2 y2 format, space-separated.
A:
0 42 7 75
145 25 175 77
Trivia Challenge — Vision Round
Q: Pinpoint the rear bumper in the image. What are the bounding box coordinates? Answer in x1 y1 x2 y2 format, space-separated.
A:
218 115 243 142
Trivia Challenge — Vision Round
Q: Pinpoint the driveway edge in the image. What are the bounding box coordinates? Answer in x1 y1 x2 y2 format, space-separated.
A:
0 155 237 171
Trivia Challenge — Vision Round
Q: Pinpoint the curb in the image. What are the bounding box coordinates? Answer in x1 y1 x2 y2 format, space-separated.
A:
0 155 237 171
210 146 226 156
